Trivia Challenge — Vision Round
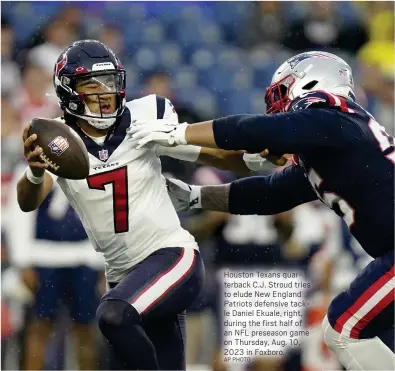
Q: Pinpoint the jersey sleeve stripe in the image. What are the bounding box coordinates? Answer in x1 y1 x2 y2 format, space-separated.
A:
156 95 166 119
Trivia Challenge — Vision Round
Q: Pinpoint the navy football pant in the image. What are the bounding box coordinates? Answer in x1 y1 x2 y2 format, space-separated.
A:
328 250 394 341
98 247 204 370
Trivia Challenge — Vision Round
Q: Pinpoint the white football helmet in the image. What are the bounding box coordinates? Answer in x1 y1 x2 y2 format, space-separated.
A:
264 51 355 114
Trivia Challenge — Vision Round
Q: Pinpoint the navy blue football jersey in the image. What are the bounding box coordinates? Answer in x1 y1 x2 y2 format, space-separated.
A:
213 90 394 258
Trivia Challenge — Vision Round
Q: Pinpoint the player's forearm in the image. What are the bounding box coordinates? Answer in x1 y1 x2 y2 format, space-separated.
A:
196 169 316 215
158 144 253 177
17 176 45 212
17 172 52 212
184 120 218 148
199 184 231 212
198 180 292 215
197 148 253 177
184 116 267 152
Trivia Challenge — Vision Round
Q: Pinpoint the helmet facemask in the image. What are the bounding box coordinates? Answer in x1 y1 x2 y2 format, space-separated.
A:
59 71 126 130
264 74 296 114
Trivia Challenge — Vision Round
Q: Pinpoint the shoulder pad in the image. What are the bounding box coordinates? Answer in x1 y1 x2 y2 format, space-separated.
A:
125 94 175 122
124 95 158 121
287 90 335 112
287 89 358 114
125 94 156 112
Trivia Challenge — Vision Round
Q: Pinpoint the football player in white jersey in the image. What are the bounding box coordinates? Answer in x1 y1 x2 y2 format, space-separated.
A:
16 40 257 370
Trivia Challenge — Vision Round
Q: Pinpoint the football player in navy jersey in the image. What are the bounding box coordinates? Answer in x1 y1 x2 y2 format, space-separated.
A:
130 51 395 370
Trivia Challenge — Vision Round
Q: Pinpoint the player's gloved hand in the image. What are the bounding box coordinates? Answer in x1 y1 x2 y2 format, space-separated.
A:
165 178 202 212
22 124 49 177
243 152 269 171
127 120 188 149
243 150 288 171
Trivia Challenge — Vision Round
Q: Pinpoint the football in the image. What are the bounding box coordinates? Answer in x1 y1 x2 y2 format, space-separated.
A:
28 118 90 180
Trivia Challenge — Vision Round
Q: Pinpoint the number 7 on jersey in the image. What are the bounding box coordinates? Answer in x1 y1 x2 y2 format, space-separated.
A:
87 167 129 233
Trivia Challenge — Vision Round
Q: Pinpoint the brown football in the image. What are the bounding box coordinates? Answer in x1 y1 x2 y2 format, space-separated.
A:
28 118 90 180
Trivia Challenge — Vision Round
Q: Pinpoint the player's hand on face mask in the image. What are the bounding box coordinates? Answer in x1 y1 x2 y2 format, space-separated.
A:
22 125 48 176
127 120 188 149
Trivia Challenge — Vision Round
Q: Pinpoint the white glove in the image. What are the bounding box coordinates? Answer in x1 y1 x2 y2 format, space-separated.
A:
127 120 188 149
243 153 276 171
166 178 202 212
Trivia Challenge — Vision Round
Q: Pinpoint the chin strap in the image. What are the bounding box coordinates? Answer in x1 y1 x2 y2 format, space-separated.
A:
65 109 117 130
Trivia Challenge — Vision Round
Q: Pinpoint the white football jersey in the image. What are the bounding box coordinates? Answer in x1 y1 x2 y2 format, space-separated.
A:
50 94 198 282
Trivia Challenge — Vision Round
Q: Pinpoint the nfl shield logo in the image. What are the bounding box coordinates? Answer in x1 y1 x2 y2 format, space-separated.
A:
99 149 108 161
48 136 69 156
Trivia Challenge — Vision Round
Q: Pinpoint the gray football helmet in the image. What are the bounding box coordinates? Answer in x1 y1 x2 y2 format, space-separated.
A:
264 51 355 114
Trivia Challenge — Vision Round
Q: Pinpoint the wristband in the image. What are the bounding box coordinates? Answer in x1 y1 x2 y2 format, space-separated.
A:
25 167 44 185
190 185 202 209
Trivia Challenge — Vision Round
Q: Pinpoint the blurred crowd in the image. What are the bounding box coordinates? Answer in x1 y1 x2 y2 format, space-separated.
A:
1 1 393 370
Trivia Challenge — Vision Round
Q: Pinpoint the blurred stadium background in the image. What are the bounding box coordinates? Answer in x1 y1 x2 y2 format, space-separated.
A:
1 1 394 371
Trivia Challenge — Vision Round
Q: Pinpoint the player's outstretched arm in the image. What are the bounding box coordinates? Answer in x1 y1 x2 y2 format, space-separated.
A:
156 143 256 176
17 125 54 212
131 109 358 154
197 148 288 177
167 164 318 214
196 148 252 177
183 109 358 154
156 145 287 178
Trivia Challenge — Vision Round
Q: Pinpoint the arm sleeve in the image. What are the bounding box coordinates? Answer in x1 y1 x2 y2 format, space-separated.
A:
212 108 363 154
155 144 201 161
228 165 318 215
